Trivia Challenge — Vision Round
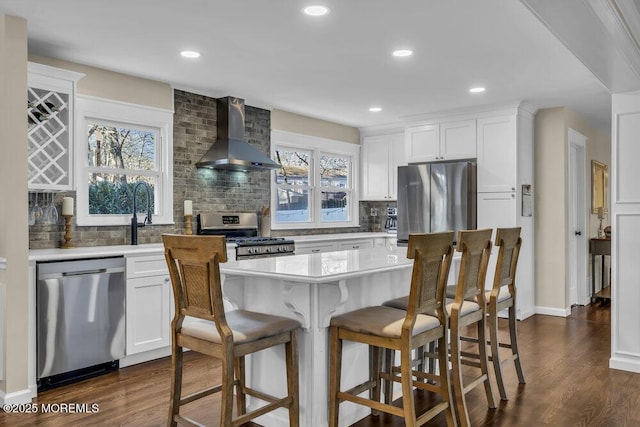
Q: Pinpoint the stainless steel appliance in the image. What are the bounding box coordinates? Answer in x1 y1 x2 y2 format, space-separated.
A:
36 257 125 390
397 161 476 244
196 97 281 171
197 212 295 259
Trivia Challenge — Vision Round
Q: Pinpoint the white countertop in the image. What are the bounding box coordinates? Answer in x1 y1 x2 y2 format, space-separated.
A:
28 232 396 262
29 243 166 262
290 232 396 243
221 245 411 284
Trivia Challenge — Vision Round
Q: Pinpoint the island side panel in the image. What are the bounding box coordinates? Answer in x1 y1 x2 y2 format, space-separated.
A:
222 268 412 427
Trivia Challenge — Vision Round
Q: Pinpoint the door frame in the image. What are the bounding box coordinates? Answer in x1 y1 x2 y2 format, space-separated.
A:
567 128 589 306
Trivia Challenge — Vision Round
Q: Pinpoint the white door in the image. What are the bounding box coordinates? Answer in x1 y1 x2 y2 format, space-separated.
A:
568 129 588 306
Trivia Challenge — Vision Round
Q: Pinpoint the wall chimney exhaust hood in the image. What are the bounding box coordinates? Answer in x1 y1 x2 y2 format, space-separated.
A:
196 97 281 171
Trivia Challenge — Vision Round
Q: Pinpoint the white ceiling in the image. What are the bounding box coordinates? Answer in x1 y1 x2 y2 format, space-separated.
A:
0 0 619 132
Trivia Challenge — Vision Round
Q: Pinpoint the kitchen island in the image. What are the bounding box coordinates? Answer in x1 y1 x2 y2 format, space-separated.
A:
220 246 414 427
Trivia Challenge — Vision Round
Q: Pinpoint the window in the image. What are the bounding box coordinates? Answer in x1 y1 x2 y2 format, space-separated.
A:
271 130 359 229
75 96 173 226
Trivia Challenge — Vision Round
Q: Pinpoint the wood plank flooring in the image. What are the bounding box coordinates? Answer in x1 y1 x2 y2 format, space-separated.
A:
2 303 638 426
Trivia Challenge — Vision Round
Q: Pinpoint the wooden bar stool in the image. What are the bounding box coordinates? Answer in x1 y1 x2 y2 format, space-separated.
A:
328 232 456 427
383 228 495 427
447 229 495 425
162 234 300 427
485 227 525 400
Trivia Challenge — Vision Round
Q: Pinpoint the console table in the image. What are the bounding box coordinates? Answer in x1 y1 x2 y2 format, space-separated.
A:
590 238 611 303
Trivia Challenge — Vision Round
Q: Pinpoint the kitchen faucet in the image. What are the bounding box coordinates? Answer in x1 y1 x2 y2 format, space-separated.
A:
131 181 153 245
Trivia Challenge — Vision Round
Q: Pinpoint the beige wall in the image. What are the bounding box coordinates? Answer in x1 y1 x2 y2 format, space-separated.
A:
271 109 360 144
28 54 173 110
535 107 611 311
0 14 29 396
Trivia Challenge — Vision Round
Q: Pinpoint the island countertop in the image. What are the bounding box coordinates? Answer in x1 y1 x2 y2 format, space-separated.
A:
220 245 411 283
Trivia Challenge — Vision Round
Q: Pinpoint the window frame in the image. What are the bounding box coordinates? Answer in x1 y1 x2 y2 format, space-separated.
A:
271 130 360 230
75 95 174 226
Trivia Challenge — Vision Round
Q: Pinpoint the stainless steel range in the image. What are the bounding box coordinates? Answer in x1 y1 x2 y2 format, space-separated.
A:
197 212 295 260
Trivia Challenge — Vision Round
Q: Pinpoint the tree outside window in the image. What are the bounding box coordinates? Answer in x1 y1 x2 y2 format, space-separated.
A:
87 123 158 215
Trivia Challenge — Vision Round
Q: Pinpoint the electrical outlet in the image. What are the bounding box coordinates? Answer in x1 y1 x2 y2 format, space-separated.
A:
370 208 378 216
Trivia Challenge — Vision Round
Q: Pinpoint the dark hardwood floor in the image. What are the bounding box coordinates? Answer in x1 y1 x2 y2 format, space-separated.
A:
3 303 638 426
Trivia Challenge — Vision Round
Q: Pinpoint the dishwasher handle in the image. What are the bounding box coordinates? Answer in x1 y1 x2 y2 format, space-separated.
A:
62 268 108 277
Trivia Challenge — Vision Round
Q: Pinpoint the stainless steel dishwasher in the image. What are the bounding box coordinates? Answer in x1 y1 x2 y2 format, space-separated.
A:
36 257 125 390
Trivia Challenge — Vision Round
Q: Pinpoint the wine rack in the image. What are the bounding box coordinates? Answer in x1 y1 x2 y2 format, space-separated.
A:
27 62 84 191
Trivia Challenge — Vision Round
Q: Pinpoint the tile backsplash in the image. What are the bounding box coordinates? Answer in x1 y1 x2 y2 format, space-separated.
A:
29 90 392 249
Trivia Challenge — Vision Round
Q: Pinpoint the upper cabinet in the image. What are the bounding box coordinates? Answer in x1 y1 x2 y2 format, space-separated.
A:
405 119 476 163
361 132 405 200
27 63 84 191
476 116 517 193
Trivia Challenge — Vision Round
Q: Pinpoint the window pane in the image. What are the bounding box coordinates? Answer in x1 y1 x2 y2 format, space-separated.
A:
275 149 310 185
88 173 155 215
276 188 310 222
321 191 348 222
320 154 348 188
87 124 156 171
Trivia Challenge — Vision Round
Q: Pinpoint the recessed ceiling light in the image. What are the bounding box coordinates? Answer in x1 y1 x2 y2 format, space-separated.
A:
369 107 383 112
392 49 413 57
303 5 330 16
180 50 201 59
469 87 486 93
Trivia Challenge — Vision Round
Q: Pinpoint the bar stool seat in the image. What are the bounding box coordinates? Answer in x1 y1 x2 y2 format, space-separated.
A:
384 297 481 317
330 306 441 337
182 310 299 344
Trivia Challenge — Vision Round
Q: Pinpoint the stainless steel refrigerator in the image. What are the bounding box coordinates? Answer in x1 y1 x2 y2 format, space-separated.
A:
397 161 476 244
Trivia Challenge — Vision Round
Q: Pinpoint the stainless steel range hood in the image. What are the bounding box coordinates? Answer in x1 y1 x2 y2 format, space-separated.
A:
196 96 281 171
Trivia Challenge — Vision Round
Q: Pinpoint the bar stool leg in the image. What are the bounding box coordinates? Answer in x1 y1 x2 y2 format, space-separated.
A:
509 305 526 384
489 308 508 400
285 330 300 427
328 326 342 427
477 317 496 409
234 356 246 415
167 342 183 427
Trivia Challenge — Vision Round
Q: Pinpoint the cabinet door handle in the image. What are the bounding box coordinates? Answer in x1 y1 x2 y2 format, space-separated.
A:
311 249 321 253
352 245 360 249
164 277 170 283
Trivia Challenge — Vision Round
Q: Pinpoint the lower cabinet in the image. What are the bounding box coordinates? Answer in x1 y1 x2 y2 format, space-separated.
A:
125 255 173 356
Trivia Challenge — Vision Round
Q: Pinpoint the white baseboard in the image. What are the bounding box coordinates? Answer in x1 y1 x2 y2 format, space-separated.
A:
610 356 640 373
0 386 36 406
518 307 537 320
535 306 571 317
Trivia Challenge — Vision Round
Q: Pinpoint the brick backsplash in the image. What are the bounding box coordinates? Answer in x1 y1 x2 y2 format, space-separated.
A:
29 90 385 249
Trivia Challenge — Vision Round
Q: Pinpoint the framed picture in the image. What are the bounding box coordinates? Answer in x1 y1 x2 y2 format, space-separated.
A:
592 160 608 214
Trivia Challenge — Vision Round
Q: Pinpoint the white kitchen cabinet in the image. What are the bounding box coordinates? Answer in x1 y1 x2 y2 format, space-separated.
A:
27 62 84 191
405 124 440 162
294 241 338 255
360 133 405 200
439 119 477 160
477 115 517 193
125 255 172 355
337 239 374 251
405 120 476 163
477 192 517 229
